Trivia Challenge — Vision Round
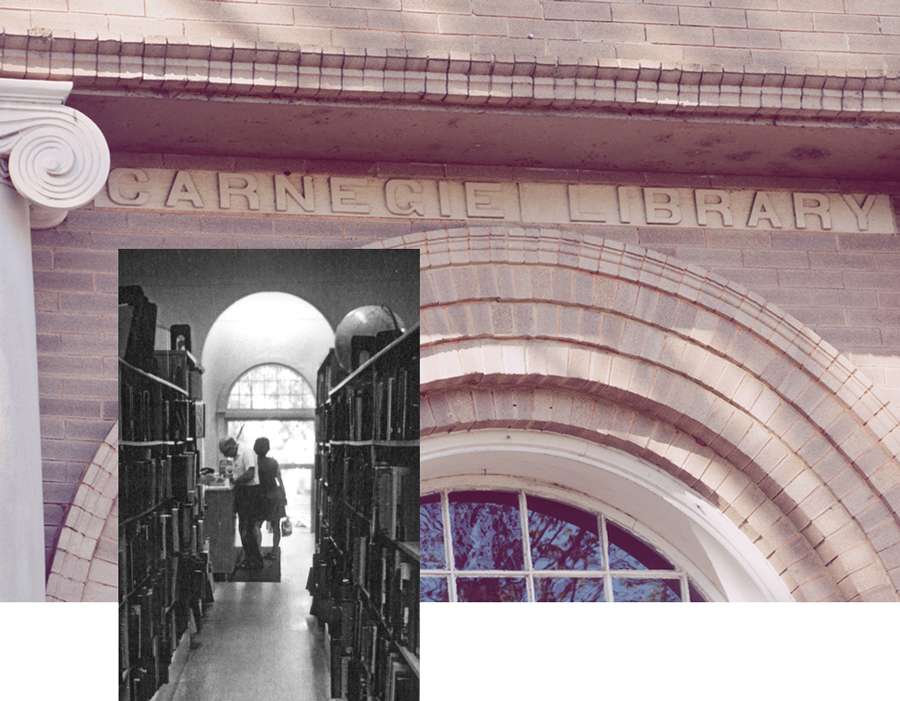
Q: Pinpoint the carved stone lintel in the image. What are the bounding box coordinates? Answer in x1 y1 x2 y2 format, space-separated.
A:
0 78 110 229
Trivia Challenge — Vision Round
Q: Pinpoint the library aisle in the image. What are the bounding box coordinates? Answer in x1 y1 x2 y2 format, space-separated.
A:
169 478 329 701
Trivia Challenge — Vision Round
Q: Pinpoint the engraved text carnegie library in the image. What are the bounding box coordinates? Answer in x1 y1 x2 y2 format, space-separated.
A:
98 168 897 235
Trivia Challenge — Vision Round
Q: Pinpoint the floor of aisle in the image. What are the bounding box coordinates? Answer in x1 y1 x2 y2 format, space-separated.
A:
170 472 330 701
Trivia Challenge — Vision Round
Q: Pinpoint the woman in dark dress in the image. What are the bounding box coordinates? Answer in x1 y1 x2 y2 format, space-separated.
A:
253 437 287 558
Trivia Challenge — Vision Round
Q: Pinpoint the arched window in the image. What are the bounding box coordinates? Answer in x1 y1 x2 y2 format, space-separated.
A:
421 490 706 602
227 364 316 410
225 364 316 465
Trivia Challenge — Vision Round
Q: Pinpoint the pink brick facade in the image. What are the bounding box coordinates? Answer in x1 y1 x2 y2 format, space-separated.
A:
0 1 898 71
0 2 898 600
381 226 900 600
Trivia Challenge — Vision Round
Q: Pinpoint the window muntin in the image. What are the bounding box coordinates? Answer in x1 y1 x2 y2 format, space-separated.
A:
420 490 706 603
226 364 315 410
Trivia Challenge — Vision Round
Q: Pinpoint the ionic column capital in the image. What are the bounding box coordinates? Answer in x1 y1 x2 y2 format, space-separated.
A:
0 78 110 229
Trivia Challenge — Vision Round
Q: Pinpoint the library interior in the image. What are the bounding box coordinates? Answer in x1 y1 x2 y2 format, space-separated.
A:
118 249 419 701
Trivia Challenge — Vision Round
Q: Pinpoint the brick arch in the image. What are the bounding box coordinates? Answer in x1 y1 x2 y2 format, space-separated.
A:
45 424 118 602
369 227 900 601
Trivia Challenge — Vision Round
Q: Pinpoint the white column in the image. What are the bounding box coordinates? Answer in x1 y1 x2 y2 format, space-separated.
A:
0 79 109 601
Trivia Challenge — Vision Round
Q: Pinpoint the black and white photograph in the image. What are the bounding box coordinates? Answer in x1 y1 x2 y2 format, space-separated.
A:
118 249 419 701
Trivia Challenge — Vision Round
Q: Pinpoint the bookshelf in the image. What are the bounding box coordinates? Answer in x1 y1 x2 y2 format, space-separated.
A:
310 324 420 701
119 340 211 701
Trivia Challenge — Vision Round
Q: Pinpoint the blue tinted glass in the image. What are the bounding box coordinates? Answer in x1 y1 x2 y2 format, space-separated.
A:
534 577 606 602
449 491 524 571
612 578 682 602
527 495 603 570
420 494 445 570
607 523 675 570
457 577 528 602
420 576 449 602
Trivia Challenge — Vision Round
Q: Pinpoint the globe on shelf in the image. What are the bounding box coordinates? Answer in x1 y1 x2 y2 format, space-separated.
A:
334 305 405 371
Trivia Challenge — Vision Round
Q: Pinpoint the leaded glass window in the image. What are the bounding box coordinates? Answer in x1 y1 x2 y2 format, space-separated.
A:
421 490 706 602
225 364 316 464
227 364 315 410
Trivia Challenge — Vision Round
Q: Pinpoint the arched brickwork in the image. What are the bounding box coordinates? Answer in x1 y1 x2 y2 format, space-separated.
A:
45 424 118 602
370 228 900 601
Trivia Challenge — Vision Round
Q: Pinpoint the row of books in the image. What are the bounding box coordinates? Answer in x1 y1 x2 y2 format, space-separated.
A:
364 542 419 659
321 453 417 543
121 387 205 444
330 595 417 701
313 328 419 700
120 553 210 701
327 362 419 443
324 523 418 660
121 458 171 522
120 289 211 701
153 350 203 400
121 453 199 522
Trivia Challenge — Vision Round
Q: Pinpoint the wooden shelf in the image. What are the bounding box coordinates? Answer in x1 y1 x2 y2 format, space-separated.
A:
119 356 189 396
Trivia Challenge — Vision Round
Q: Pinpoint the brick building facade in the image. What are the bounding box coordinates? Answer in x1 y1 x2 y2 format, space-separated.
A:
0 2 898 602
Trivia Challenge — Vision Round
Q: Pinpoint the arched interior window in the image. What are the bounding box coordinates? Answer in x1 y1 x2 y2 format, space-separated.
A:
227 364 316 410
421 490 706 602
225 364 316 465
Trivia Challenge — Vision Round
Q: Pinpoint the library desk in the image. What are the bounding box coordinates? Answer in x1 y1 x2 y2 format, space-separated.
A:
205 485 235 574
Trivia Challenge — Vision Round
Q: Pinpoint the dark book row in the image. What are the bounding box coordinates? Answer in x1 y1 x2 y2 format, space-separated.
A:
120 452 199 522
312 327 419 700
120 552 211 701
322 452 418 545
311 529 419 662
120 376 204 445
328 589 417 701
325 360 419 443
153 350 203 400
121 501 204 598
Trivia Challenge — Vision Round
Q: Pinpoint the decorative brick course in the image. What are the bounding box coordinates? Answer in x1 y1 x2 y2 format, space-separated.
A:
3 22 900 117
374 227 900 601
46 425 117 602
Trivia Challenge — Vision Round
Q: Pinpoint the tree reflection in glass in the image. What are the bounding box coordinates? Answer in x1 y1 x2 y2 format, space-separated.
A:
612 578 681 602
420 493 445 569
457 577 527 602
421 576 449 602
421 489 707 602
534 577 605 602
527 495 603 570
608 522 675 570
449 491 524 571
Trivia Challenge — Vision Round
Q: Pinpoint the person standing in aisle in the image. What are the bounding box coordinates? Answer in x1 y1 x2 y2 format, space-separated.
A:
253 437 288 559
218 436 264 570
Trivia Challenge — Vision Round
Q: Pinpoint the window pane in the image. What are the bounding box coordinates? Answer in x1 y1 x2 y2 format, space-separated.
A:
227 364 315 410
689 582 707 602
607 523 675 571
449 491 524 571
225 420 315 464
421 577 448 602
612 578 682 602
456 577 527 602
534 577 605 602
420 495 445 570
527 495 603 570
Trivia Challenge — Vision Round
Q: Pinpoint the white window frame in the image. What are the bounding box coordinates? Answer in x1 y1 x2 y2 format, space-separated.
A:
422 488 695 602
421 429 794 602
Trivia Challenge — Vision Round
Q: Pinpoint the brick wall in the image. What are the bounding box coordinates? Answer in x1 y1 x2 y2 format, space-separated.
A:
1 1 898 71
32 228 119 573
30 153 900 579
407 228 900 600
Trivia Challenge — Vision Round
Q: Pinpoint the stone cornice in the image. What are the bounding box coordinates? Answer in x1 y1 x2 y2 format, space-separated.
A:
1 30 899 123
0 77 110 228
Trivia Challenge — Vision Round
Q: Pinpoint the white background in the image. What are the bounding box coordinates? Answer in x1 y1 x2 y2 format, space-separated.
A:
5 602 896 698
